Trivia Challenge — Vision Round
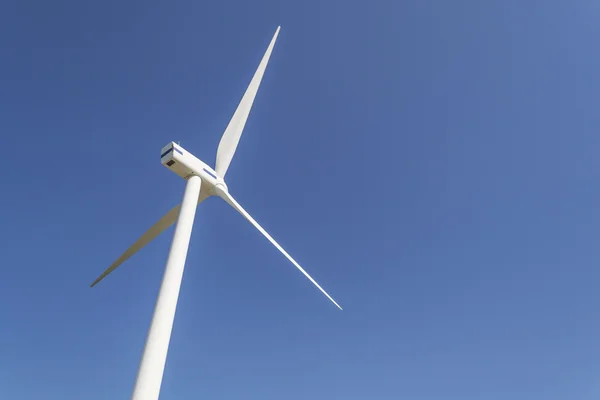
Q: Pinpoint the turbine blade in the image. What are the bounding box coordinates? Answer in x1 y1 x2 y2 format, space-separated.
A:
216 187 342 310
90 193 209 287
215 26 280 178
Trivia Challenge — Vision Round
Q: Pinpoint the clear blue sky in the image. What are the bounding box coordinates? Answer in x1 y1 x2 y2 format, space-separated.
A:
1 1 599 399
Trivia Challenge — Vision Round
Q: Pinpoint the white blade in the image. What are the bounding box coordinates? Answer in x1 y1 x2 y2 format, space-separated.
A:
216 187 342 310
215 26 280 178
90 193 208 287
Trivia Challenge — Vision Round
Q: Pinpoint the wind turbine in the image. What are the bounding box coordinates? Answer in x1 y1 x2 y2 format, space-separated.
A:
90 26 342 400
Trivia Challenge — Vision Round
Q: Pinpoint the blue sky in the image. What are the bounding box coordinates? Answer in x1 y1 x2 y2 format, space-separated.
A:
1 0 599 399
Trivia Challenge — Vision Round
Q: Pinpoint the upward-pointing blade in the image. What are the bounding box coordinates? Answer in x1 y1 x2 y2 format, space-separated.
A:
215 187 342 310
214 26 280 178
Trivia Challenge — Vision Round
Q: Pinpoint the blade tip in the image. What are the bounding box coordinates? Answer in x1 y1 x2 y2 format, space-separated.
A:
90 277 103 288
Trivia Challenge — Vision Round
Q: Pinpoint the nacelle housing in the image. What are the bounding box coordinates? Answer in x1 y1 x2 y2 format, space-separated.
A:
160 142 224 191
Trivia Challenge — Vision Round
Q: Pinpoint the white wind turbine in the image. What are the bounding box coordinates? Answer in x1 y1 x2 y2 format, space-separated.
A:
90 26 342 400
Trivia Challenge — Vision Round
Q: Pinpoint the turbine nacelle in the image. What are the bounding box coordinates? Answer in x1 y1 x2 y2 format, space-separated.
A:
160 141 228 195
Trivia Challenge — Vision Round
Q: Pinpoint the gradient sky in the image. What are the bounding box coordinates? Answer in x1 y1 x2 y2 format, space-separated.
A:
1 1 599 399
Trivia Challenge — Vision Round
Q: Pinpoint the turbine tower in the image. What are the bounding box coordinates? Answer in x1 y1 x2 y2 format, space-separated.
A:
90 26 342 400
